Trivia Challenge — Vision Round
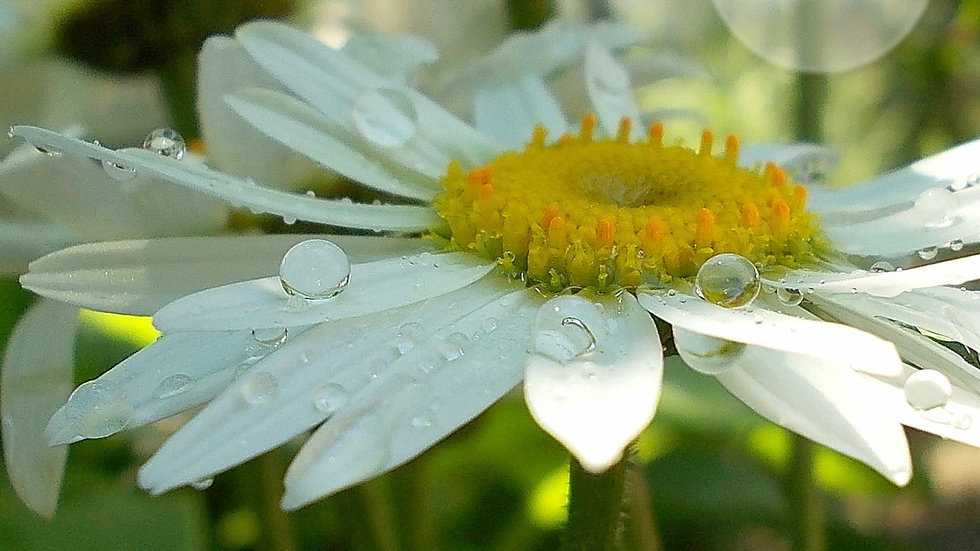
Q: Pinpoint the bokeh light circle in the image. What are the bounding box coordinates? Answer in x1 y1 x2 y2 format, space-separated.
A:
711 0 928 73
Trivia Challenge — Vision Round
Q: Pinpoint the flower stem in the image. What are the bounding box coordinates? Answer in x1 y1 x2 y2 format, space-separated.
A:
624 463 662 551
157 52 201 141
561 457 629 551
786 434 826 551
255 451 297 551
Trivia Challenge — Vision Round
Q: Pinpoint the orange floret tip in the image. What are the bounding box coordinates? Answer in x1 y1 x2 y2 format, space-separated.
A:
792 184 808 209
648 122 665 146
645 216 665 241
597 217 616 244
696 208 715 247
580 114 597 142
765 162 787 188
772 200 791 237
741 203 761 227
724 134 739 165
547 215 566 241
531 125 547 146
616 117 632 142
478 183 494 199
188 138 207 154
699 129 714 157
540 202 560 228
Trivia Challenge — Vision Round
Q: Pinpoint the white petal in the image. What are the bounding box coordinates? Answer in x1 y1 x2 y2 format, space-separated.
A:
584 44 641 139
0 218 76 274
236 21 498 172
638 291 902 377
805 138 980 220
863 366 980 448
8 126 439 232
198 35 318 188
341 35 438 83
1 300 77 518
44 328 312 445
281 287 538 509
525 293 662 473
140 277 526 496
21 235 431 315
153 252 497 332
806 292 980 395
780 254 980 298
226 87 437 200
473 75 568 150
714 348 912 485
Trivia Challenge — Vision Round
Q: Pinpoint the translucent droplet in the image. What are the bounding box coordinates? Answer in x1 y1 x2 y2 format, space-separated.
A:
532 295 603 363
312 384 349 415
351 88 418 147
775 287 804 306
396 322 424 354
953 413 973 430
410 416 432 428
142 127 186 160
63 380 133 439
241 371 278 406
917 246 938 260
949 239 965 252
904 369 952 410
153 374 192 400
676 329 745 375
279 239 351 299
34 145 63 157
870 261 895 273
102 160 137 181
438 332 468 362
712 0 928 73
191 478 213 490
915 188 957 228
251 327 287 348
694 254 761 308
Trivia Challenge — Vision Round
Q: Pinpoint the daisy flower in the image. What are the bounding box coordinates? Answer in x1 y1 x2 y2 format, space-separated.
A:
9 20 980 512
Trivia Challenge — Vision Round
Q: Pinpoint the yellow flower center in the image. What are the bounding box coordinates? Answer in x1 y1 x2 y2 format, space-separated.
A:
434 116 826 292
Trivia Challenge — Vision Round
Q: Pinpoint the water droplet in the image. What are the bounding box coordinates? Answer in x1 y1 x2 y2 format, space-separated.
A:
142 127 186 160
351 88 418 147
870 261 894 273
153 374 192 399
915 188 957 228
279 239 351 299
677 330 745 375
241 371 278 406
953 413 973 430
482 317 499 334
102 160 137 181
34 145 62 157
63 380 133 439
532 295 603 363
904 369 951 410
949 239 965 252
694 254 761 308
917 246 938 260
396 322 424 354
775 287 804 306
282 215 297 225
410 415 432 428
251 327 287 348
312 383 349 415
438 332 468 362
191 478 213 490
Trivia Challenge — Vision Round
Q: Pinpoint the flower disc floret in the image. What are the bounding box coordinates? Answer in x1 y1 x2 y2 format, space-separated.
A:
435 116 826 292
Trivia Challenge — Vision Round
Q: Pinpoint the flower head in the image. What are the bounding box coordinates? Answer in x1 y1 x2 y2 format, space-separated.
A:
10 20 980 512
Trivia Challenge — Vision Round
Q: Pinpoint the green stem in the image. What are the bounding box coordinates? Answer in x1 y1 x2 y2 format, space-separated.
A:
157 52 201 141
786 435 826 551
505 0 554 31
255 452 297 551
352 477 402 551
624 463 661 551
561 457 629 551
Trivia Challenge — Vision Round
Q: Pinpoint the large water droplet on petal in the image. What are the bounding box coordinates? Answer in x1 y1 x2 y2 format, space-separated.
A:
695 253 761 308
917 246 938 260
870 261 895 273
396 322 424 354
949 239 965 252
904 369 952 410
142 127 186 160
251 327 288 348
279 239 351 300
63 380 133 439
915 188 958 229
312 383 350 415
241 371 278 406
351 88 418 148
438 332 468 362
153 374 192 400
532 295 603 363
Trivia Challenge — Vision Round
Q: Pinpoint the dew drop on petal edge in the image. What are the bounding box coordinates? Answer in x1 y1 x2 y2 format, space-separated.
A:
694 253 761 308
904 369 952 411
241 371 278 406
279 239 351 300
142 127 186 160
153 373 193 399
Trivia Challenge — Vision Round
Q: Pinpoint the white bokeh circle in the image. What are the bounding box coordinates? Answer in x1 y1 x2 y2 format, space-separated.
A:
711 0 928 73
